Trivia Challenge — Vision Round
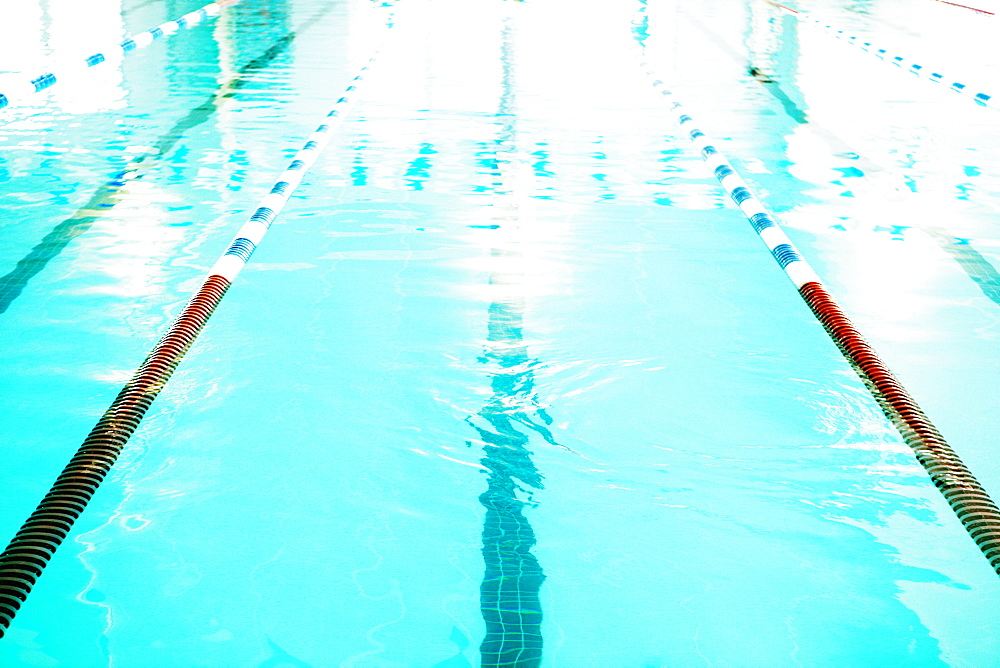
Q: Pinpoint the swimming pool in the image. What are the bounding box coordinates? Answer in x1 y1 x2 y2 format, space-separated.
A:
1 0 999 664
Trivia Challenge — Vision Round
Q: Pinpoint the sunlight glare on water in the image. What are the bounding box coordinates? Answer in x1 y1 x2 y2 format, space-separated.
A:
0 0 999 665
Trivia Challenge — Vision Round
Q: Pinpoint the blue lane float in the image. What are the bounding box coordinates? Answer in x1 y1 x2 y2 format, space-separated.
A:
0 13 394 637
767 0 996 110
641 62 1000 578
0 0 240 111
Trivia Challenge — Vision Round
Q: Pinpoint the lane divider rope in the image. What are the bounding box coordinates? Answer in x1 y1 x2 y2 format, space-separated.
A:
641 63 1000 578
0 0 343 317
766 1 997 110
930 0 994 16
0 17 393 636
0 0 240 111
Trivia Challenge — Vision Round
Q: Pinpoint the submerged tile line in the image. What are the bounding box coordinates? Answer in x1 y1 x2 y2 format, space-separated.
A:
476 16 546 668
0 14 394 637
0 0 241 111
642 63 1000 579
0 2 341 317
474 408 547 668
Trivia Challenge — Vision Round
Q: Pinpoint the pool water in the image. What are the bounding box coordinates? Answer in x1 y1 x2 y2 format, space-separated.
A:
1 0 1000 665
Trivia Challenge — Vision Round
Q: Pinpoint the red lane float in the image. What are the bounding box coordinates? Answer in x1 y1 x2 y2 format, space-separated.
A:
0 14 393 636
799 281 1000 569
641 62 1000 577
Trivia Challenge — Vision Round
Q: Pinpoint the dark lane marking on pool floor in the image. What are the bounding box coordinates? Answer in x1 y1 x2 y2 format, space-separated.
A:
475 18 547 667
472 284 549 668
0 1 239 110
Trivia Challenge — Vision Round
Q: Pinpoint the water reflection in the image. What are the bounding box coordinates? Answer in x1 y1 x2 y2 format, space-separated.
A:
631 0 649 50
404 142 436 190
0 0 327 316
350 135 370 186
472 277 549 666
740 1 1000 307
924 227 1000 306
43 0 126 115
470 10 550 667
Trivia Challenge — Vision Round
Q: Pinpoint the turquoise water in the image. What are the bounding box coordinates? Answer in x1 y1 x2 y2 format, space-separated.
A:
1 0 1000 665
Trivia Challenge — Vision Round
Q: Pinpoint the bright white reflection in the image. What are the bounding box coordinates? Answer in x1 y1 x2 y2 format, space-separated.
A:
0 2 46 78
47 0 126 114
69 180 189 301
0 0 126 115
